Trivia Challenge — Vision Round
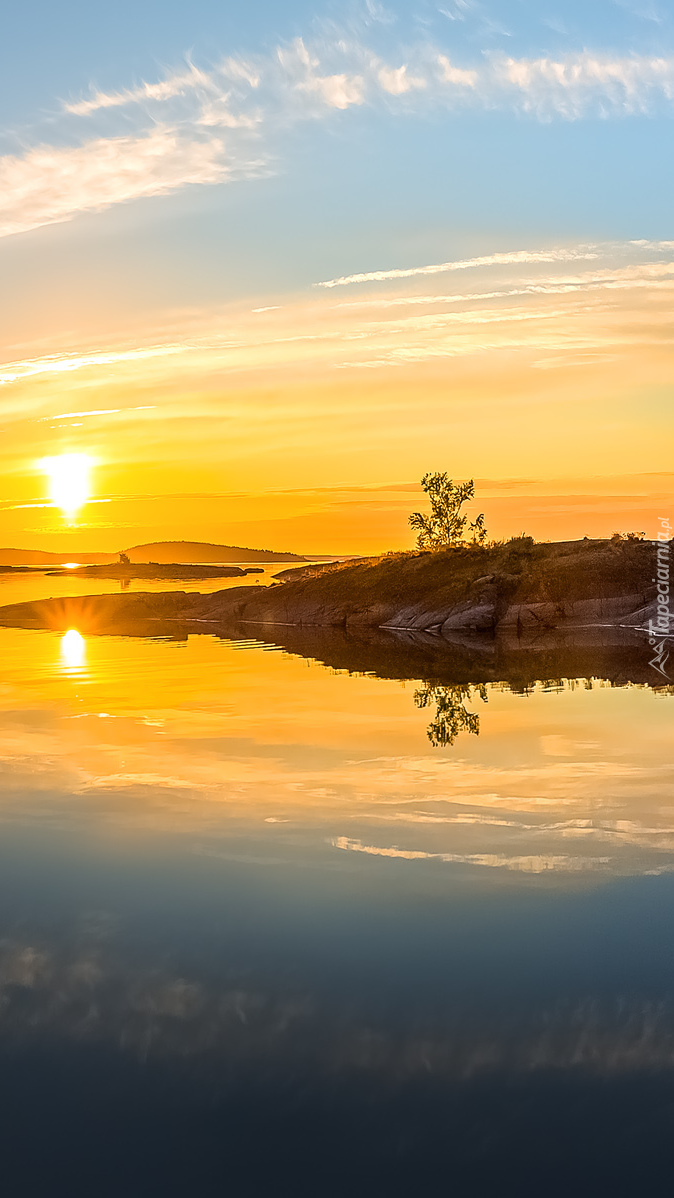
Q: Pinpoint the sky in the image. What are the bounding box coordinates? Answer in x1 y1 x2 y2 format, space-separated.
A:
1 0 673 554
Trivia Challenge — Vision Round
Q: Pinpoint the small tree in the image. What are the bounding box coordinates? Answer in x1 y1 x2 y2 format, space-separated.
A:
409 472 487 550
118 552 130 565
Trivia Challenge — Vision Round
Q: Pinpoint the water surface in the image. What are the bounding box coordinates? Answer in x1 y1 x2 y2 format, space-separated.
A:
0 562 284 609
1 615 673 1194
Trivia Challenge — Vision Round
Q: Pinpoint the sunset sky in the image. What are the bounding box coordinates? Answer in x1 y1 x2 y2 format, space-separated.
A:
2 0 673 554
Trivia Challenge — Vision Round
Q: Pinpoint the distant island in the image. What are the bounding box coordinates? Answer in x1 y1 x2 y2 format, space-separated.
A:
0 549 110 566
0 540 307 566
44 564 266 581
117 541 307 564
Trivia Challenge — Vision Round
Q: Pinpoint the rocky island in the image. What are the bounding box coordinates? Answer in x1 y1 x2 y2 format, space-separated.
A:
0 535 662 634
0 535 668 692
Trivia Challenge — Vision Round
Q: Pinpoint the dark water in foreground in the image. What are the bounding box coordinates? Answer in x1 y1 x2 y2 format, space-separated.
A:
0 617 673 1195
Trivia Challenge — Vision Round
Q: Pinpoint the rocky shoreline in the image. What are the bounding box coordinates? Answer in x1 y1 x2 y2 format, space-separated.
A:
0 536 665 643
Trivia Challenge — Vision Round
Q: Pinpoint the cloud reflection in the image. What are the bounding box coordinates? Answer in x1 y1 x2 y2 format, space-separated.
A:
331 835 611 873
0 629 671 880
1 929 674 1081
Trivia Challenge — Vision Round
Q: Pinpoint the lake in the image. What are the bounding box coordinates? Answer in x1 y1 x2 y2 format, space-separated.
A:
0 562 287 610
0 597 673 1194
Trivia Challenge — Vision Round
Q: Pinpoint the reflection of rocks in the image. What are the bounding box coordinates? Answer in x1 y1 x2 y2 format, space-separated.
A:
227 623 668 692
414 683 487 747
0 593 665 691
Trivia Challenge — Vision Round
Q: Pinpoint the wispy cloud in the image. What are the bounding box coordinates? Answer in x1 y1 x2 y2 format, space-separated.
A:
316 247 601 288
439 1 474 21
3 238 673 386
0 128 243 240
0 343 185 386
496 51 674 118
331 259 674 304
2 28 674 240
63 63 214 116
439 0 511 37
613 0 666 25
42 405 155 421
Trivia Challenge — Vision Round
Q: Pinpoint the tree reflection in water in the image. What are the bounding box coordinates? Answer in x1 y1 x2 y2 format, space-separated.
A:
414 682 488 747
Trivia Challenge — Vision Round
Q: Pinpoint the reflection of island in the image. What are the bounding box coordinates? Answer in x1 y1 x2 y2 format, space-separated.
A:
414 682 487 747
0 597 669 692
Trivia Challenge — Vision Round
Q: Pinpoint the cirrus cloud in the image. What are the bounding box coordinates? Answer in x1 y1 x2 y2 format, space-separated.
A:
3 31 674 241
0 128 239 240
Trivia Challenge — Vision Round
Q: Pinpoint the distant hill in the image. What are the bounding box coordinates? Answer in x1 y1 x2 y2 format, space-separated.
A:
123 541 306 564
0 541 307 565
0 548 114 565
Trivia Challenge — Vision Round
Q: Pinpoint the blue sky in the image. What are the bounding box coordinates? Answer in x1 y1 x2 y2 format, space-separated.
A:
3 0 674 288
2 0 670 321
4 0 674 120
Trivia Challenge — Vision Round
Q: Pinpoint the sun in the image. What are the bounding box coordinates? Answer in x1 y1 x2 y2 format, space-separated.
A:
42 454 92 518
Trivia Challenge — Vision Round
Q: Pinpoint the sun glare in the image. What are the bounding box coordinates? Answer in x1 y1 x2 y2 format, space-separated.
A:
42 454 92 518
60 629 86 671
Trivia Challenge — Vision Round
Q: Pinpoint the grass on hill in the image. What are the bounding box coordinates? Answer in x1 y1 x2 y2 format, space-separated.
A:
271 536 655 610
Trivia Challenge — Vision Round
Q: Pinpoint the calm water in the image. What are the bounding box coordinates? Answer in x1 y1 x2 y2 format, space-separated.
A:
0 562 285 608
0 608 673 1194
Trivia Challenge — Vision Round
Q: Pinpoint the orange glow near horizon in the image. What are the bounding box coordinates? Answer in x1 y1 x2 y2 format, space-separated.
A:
2 240 670 554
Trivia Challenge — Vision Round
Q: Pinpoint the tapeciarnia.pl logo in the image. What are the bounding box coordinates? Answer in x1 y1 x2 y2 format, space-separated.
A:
649 517 672 680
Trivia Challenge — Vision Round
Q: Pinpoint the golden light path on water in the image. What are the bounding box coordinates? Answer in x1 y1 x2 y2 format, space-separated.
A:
60 628 86 671
0 622 671 882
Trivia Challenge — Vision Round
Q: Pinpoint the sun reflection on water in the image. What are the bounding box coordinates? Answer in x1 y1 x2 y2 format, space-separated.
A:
60 629 86 672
